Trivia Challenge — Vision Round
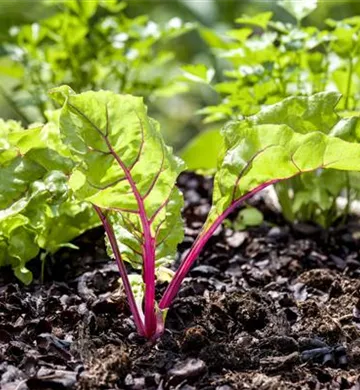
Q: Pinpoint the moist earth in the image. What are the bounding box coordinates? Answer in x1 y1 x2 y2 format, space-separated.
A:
1 172 360 390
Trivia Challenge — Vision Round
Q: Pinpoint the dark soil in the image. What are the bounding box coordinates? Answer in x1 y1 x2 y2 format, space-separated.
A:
1 172 360 390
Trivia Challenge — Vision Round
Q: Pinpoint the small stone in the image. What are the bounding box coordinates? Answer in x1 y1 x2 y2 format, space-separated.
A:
168 358 207 386
291 282 308 301
226 232 247 248
191 265 219 276
124 374 134 387
267 226 285 239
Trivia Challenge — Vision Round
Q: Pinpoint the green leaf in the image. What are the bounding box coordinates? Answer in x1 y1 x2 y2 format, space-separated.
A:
0 116 94 283
66 0 99 19
51 86 186 269
233 207 263 230
14 265 33 285
180 91 360 230
180 129 223 171
278 0 318 22
236 12 273 29
226 28 252 43
0 119 72 210
252 92 341 134
181 64 215 84
199 26 229 50
35 200 99 254
8 226 39 285
204 119 360 230
182 93 345 173
328 24 358 57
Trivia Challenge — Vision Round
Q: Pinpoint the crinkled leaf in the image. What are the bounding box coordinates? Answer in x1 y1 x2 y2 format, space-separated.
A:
34 200 99 254
51 86 185 269
3 224 39 285
0 117 95 283
180 93 358 174
204 120 360 229
0 119 73 210
252 92 341 134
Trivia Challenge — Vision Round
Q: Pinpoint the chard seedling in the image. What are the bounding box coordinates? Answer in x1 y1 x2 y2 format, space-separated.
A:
51 86 360 340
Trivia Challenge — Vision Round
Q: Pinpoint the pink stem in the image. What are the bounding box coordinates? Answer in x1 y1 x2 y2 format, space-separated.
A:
159 180 278 310
66 104 157 338
102 123 156 338
93 205 145 336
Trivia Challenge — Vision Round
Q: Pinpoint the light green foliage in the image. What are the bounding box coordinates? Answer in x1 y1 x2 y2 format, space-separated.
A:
51 86 185 271
183 4 360 125
0 117 98 284
235 12 273 29
0 0 192 122
193 9 359 122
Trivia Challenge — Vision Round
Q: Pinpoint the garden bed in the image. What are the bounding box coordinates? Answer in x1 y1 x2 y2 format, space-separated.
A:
1 172 360 390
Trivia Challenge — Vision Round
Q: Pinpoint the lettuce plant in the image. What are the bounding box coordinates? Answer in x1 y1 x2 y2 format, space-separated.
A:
51 85 360 339
0 117 99 284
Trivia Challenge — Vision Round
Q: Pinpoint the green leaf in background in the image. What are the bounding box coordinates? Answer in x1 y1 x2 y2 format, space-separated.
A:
199 26 229 49
233 207 264 230
236 12 273 29
180 128 223 171
51 86 185 271
0 1 194 129
278 0 318 22
181 64 215 84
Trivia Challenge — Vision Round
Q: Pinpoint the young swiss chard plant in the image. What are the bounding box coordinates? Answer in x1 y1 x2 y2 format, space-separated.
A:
51 85 360 340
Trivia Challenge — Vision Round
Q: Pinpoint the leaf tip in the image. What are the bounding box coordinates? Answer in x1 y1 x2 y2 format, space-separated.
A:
49 85 76 106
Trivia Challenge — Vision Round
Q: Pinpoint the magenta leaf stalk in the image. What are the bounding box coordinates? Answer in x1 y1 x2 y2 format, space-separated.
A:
93 205 145 336
159 180 278 310
101 123 157 338
69 102 158 338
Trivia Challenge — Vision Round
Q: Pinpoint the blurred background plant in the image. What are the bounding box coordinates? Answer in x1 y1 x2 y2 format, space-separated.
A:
2 0 360 148
174 0 360 228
